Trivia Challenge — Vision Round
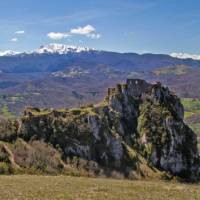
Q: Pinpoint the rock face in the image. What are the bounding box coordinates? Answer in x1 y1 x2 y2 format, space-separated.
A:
105 79 199 179
0 79 199 180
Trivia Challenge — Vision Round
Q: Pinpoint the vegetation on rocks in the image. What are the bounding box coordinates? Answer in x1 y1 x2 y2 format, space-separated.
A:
0 79 199 181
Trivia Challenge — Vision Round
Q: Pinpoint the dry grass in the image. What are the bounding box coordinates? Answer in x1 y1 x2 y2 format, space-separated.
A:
0 175 200 200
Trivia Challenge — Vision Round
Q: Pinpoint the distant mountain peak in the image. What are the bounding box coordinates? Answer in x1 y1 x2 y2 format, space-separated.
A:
0 43 95 57
0 50 21 57
34 43 95 54
171 52 200 60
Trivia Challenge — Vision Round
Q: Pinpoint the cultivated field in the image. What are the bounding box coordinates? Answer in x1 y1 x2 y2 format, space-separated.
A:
182 98 200 148
0 175 200 200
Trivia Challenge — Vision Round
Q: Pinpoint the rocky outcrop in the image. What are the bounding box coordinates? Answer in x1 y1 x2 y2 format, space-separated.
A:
105 79 199 179
0 79 199 180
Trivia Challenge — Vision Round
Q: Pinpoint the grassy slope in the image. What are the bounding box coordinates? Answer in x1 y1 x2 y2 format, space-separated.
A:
0 175 200 200
153 65 190 76
181 98 200 148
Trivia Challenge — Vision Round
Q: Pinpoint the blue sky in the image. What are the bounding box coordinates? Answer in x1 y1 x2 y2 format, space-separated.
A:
0 0 200 54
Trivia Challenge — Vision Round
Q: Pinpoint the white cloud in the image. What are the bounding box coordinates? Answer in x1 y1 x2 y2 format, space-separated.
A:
10 38 18 42
47 25 101 40
87 33 101 39
70 25 101 39
15 30 25 34
70 25 95 35
47 32 70 40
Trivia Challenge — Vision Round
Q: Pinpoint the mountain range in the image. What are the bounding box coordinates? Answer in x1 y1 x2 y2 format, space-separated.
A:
0 43 200 116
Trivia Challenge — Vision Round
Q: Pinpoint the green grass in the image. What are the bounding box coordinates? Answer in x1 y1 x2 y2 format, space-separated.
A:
1 104 15 119
29 110 52 116
184 111 195 118
181 98 200 149
181 98 200 118
0 175 200 200
181 98 200 111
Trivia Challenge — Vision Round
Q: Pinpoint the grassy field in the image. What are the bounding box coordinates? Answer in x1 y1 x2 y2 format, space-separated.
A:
0 175 200 200
181 98 200 148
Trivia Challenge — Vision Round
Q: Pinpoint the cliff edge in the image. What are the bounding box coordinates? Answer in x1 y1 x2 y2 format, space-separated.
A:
0 79 199 180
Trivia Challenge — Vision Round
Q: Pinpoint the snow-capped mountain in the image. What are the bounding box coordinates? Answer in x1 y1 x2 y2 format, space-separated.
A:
170 52 200 60
34 43 94 54
0 50 21 57
0 44 95 57
1 44 200 61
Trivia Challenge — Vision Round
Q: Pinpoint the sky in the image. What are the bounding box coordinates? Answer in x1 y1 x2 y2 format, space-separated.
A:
0 0 200 54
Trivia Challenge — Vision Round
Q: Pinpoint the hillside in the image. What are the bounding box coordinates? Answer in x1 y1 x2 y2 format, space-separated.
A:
0 79 199 181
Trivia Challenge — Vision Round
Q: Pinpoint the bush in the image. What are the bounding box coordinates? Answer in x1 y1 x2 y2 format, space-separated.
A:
71 109 81 115
12 139 65 174
0 149 9 163
0 162 9 174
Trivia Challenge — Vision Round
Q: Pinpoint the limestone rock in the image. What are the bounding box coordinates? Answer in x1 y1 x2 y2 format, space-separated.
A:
0 79 199 180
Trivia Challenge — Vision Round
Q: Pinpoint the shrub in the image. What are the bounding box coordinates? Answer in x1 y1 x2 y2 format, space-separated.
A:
71 109 81 115
12 139 65 174
0 162 9 174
